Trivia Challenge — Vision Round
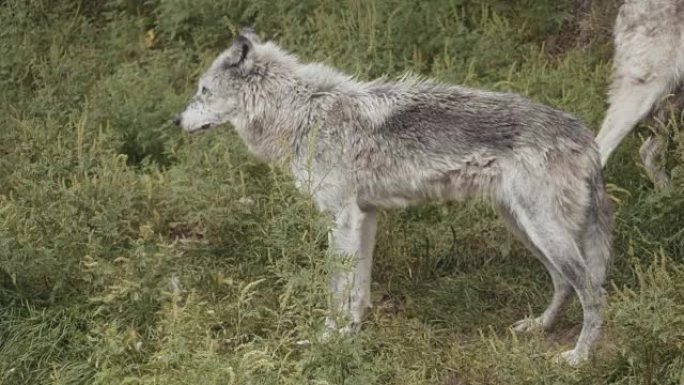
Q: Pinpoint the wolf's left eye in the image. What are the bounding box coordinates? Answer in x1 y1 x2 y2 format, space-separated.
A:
201 86 209 95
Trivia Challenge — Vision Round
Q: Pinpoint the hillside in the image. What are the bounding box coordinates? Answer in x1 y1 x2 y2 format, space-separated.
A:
0 1 683 384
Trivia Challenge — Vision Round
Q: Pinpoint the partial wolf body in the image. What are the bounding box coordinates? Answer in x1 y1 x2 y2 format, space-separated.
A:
596 0 684 188
175 30 613 366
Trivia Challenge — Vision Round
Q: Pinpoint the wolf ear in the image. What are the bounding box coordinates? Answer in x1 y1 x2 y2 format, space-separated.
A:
222 34 254 70
239 26 261 44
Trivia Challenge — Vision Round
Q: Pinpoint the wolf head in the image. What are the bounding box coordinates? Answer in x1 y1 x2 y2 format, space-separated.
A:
174 28 294 134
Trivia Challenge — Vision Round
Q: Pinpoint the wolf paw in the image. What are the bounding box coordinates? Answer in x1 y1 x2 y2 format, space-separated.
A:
321 317 360 340
556 349 588 367
511 317 544 333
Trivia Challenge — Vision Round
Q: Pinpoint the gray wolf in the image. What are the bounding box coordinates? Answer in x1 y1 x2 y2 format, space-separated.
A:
174 29 613 366
596 0 684 188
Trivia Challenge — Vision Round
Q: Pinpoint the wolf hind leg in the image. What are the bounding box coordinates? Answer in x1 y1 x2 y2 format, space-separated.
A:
639 85 684 189
497 204 573 332
640 134 671 189
506 194 606 366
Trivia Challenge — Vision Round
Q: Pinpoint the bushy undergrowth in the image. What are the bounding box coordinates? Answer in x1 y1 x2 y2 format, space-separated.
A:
1 0 683 384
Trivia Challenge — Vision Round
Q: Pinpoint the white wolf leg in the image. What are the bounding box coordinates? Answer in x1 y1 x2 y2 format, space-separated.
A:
510 199 605 366
511 267 572 333
325 202 377 334
497 205 572 332
639 134 671 190
596 79 668 167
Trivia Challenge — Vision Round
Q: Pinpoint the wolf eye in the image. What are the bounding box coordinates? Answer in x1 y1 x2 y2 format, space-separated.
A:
201 86 209 95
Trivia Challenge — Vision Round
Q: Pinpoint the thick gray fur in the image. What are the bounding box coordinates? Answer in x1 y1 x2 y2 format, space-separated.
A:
176 30 613 366
596 0 684 188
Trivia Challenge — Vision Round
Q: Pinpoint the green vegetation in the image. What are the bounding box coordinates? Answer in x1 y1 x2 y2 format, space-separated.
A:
1 0 683 383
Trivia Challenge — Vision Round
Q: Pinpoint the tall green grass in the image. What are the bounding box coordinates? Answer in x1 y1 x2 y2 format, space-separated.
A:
1 0 683 384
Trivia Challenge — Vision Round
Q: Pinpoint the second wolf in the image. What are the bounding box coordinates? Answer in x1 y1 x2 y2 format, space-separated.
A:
175 30 613 365
596 0 684 188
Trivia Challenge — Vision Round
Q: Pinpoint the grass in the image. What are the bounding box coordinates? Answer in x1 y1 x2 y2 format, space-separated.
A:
1 0 683 384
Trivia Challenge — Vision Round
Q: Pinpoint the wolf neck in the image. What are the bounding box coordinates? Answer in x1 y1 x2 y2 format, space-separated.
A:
233 85 312 165
232 68 399 165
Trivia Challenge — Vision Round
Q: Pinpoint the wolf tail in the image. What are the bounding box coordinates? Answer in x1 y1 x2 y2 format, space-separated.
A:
581 164 614 283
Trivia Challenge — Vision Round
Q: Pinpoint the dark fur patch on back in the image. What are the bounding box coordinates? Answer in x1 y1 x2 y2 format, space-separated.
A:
377 103 523 152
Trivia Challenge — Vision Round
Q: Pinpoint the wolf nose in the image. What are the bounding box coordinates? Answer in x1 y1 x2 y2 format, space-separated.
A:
172 115 181 127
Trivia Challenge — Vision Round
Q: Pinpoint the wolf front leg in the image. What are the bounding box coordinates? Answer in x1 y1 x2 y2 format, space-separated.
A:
324 202 377 334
